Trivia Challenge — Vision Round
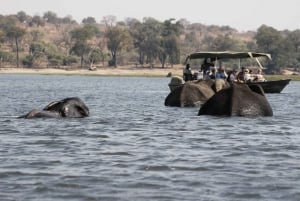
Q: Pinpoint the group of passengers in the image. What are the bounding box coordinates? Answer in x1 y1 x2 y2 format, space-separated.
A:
204 66 266 83
183 60 266 83
230 67 266 83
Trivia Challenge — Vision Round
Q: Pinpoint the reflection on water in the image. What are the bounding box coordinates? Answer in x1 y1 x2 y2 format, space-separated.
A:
0 74 300 201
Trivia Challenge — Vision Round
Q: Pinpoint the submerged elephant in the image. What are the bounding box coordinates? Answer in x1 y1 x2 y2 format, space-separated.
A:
198 83 273 116
165 79 230 107
19 97 89 119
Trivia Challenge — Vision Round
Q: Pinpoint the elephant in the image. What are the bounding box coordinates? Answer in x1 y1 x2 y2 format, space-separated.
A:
168 76 184 91
18 97 90 119
198 83 273 116
165 79 230 107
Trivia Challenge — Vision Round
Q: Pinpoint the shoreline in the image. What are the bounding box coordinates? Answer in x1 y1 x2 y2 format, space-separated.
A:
0 67 183 77
0 67 298 81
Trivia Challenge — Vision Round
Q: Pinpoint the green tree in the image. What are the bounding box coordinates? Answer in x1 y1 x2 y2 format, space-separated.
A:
158 19 182 68
43 11 58 24
70 41 90 67
60 15 75 24
44 43 61 66
82 17 96 24
29 29 43 42
288 30 300 53
31 15 45 27
183 31 200 53
6 26 26 67
255 25 282 53
0 15 17 32
105 26 132 67
0 29 4 43
282 30 300 68
132 18 161 66
16 11 28 23
255 25 284 72
127 19 146 65
88 48 103 67
211 34 239 51
23 41 47 67
69 25 98 68
101 15 117 27
164 35 180 67
54 26 72 56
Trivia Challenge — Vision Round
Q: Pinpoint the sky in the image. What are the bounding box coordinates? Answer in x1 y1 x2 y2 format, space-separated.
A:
1 0 299 32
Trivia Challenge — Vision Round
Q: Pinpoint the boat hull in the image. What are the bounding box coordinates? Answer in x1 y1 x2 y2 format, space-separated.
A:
245 79 291 93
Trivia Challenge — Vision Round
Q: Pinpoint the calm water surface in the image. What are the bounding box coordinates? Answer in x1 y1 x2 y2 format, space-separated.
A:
0 74 300 201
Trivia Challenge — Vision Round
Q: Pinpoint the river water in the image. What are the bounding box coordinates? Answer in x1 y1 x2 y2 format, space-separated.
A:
0 74 299 201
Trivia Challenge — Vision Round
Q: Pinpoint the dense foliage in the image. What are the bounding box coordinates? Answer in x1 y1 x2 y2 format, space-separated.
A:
0 11 299 73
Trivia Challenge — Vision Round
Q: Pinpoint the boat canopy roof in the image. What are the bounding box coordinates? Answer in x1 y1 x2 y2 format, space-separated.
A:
185 51 272 62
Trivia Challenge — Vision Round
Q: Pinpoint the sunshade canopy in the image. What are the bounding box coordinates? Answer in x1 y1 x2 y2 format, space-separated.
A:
185 51 272 62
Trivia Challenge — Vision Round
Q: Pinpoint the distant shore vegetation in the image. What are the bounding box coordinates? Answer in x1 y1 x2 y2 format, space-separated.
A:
0 11 299 74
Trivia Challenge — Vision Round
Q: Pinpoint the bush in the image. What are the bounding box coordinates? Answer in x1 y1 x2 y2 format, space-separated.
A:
22 55 34 67
47 55 63 67
0 51 14 62
63 55 79 66
48 58 62 67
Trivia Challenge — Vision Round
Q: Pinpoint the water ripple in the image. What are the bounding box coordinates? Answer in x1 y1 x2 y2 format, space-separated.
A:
0 76 299 201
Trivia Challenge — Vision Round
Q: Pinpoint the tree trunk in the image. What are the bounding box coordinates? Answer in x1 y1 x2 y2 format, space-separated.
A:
80 54 84 68
113 54 117 67
15 37 19 68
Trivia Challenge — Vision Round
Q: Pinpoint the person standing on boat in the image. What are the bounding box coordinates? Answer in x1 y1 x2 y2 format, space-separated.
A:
201 58 214 78
183 64 193 81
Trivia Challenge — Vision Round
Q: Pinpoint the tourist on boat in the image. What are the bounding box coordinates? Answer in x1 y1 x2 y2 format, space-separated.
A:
204 70 211 80
183 64 193 81
227 69 238 83
209 69 216 79
244 68 253 82
253 68 266 82
236 67 246 83
200 58 214 78
215 67 227 80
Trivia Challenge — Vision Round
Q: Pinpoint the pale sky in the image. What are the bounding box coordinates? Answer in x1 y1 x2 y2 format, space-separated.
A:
1 0 299 31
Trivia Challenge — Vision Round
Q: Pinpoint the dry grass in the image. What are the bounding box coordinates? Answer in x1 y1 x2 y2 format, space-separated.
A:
0 66 183 77
1 66 299 80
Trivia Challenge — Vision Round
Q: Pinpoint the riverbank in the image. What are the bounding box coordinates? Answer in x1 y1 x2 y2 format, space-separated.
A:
0 66 183 77
0 67 182 77
0 67 298 80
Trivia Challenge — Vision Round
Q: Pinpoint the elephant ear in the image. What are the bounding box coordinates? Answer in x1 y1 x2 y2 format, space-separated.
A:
60 97 90 118
43 100 63 111
198 87 232 116
180 80 215 107
164 85 184 107
247 84 265 96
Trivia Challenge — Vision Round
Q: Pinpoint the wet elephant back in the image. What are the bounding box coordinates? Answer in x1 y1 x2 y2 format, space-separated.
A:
180 80 215 107
231 84 273 116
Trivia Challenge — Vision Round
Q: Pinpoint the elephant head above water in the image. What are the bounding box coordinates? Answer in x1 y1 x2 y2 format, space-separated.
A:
198 83 273 116
19 97 90 119
165 79 230 107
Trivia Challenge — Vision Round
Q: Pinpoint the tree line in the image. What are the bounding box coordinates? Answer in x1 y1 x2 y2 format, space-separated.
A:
0 11 299 73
